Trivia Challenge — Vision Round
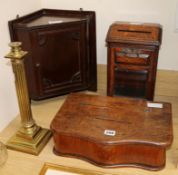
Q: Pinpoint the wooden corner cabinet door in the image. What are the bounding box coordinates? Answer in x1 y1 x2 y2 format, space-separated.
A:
31 21 88 98
8 9 97 100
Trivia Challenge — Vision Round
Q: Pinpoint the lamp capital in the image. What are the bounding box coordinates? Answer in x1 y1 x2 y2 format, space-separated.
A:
5 42 28 60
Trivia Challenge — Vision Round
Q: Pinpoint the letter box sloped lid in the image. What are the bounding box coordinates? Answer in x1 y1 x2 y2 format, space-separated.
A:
106 21 162 46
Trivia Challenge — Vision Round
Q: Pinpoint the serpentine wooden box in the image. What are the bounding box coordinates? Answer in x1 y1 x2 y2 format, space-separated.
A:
50 93 173 170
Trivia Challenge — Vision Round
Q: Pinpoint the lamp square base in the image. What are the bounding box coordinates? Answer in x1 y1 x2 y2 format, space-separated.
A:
6 127 52 155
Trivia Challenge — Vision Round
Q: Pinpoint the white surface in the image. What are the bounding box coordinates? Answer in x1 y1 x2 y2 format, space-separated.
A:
0 0 41 131
45 169 78 175
176 1 178 31
104 129 116 136
147 102 163 108
48 20 63 24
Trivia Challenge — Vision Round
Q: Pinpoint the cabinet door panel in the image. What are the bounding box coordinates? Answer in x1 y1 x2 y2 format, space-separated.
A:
31 22 87 95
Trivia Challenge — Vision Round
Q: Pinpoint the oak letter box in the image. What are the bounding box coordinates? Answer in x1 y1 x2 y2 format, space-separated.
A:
106 22 162 100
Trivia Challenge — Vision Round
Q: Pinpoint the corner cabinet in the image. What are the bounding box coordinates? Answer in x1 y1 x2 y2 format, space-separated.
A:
8 9 97 100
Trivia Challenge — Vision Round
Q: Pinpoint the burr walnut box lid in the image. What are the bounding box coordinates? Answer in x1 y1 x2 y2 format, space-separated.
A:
50 93 173 170
106 21 162 46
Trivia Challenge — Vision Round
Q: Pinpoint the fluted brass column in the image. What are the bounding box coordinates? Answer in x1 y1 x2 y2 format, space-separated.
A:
5 42 51 155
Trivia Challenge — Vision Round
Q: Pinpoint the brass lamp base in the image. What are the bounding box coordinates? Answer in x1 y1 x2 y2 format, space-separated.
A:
6 127 52 155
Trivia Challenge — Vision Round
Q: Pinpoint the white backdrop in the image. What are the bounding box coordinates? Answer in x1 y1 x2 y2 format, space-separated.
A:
0 1 41 131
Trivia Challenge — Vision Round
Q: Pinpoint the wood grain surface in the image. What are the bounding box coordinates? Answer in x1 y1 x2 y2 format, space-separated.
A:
51 93 172 170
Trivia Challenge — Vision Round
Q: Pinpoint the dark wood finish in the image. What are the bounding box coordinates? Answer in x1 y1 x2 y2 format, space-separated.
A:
106 22 162 100
51 93 173 170
8 9 97 100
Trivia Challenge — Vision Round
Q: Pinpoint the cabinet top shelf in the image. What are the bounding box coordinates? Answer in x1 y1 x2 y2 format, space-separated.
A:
24 16 86 28
9 8 95 29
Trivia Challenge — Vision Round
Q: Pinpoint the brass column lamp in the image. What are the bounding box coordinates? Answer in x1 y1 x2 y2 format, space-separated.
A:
5 42 51 155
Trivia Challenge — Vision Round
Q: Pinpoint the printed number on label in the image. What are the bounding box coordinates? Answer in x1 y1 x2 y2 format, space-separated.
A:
104 130 116 136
